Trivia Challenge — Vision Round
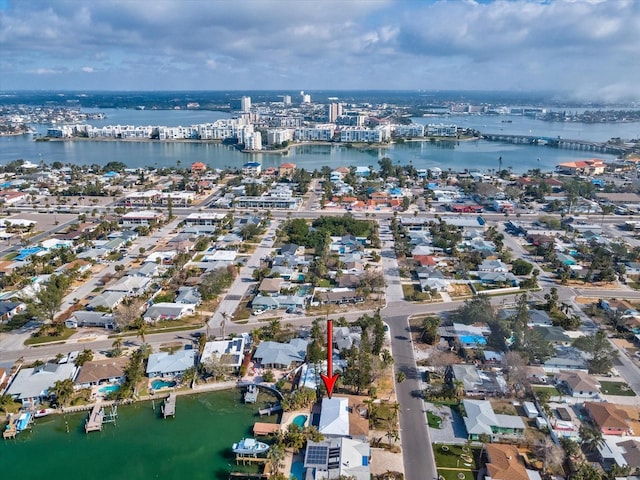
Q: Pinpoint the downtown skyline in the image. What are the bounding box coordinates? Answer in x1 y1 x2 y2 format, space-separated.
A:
0 0 639 103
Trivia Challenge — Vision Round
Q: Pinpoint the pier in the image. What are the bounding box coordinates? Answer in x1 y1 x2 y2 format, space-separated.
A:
244 384 259 404
258 405 282 416
3 416 17 440
85 403 118 433
162 393 176 419
85 403 105 433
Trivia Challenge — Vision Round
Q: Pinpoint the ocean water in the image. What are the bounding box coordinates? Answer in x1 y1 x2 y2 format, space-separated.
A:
0 389 279 480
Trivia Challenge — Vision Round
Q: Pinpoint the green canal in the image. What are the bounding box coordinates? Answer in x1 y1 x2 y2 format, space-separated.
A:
0 388 279 480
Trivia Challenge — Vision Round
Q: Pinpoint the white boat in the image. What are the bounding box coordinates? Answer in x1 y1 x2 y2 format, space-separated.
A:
34 408 56 418
232 438 269 455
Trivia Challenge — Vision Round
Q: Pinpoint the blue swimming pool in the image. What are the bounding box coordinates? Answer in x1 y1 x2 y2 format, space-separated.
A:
459 335 486 345
151 380 176 390
292 415 307 428
99 385 120 394
290 461 304 480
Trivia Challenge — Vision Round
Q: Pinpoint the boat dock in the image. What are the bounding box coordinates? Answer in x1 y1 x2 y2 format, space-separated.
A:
85 403 118 433
162 393 176 418
258 404 282 416
3 416 17 440
244 384 258 403
85 404 104 433
253 422 280 436
235 455 268 464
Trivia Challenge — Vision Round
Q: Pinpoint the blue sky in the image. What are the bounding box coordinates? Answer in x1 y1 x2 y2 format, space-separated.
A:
0 0 638 102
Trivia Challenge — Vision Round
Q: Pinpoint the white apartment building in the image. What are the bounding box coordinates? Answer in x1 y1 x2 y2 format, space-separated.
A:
339 125 390 143
294 124 335 142
328 103 343 122
244 131 262 151
160 191 195 206
123 190 163 207
121 210 164 227
426 123 458 137
392 123 425 137
183 212 226 226
241 96 252 112
283 95 292 106
267 128 294 145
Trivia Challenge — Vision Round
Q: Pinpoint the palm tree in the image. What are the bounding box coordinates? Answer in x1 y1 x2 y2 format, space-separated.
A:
579 424 605 452
111 337 123 357
220 311 229 339
51 378 75 407
266 442 285 474
134 318 148 344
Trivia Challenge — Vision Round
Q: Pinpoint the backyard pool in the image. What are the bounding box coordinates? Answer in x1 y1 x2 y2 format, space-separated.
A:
98 385 120 394
290 461 304 480
151 380 177 390
292 415 307 428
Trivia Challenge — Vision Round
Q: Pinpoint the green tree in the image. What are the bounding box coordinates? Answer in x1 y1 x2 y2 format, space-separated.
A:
74 349 94 367
51 378 75 406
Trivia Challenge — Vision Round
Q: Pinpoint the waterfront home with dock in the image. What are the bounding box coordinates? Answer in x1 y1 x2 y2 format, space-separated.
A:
146 349 196 378
5 362 76 407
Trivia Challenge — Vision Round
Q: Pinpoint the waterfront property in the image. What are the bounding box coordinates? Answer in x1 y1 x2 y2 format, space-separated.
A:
146 349 196 378
5 362 77 407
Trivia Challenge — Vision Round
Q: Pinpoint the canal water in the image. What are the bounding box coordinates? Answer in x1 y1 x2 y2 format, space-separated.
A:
0 389 279 480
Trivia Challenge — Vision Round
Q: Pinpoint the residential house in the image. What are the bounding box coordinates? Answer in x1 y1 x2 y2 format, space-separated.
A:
105 276 151 296
278 162 296 177
253 338 308 369
65 311 116 329
146 349 196 378
333 326 361 351
533 326 571 346
303 437 371 480
556 159 606 175
462 399 526 440
598 439 640 471
200 338 246 371
242 162 262 176
478 260 509 273
319 396 350 437
0 301 26 323
557 370 600 398
483 443 541 480
87 291 127 310
316 289 364 305
584 402 632 436
75 357 128 388
258 278 282 295
143 303 195 322
5 363 77 406
477 271 518 287
175 286 201 306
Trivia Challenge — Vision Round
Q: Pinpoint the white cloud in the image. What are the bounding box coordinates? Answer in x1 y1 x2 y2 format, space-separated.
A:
81 66 94 73
0 0 638 100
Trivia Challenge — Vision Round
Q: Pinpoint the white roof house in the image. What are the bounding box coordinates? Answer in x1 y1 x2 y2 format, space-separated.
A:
146 350 196 378
200 338 246 370
462 399 526 440
6 363 77 406
252 338 308 369
143 303 195 322
319 396 350 437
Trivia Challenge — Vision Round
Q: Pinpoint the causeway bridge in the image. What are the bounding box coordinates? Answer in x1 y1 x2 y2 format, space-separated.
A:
482 133 631 155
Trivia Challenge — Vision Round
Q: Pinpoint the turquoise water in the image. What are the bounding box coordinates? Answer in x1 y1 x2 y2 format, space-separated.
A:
290 461 304 480
98 385 120 394
151 379 177 389
0 389 279 480
292 415 307 428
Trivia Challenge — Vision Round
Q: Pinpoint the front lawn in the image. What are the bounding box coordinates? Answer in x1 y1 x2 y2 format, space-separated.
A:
438 470 475 480
532 385 561 396
600 380 637 397
434 444 481 470
427 411 443 429
25 327 76 345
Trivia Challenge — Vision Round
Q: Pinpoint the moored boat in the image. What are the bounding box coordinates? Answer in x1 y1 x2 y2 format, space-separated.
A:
232 437 269 455
34 408 56 418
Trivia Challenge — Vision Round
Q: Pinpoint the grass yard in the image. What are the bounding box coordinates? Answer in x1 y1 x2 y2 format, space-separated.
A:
434 444 481 470
532 385 561 396
25 327 76 345
427 411 443 429
600 380 637 397
437 470 475 480
402 283 436 302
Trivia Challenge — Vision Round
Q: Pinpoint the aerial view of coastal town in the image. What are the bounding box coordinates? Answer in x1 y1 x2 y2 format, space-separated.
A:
1 1 639 480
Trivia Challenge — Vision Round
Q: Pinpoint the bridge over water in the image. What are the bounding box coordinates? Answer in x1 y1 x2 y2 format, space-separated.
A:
482 133 630 155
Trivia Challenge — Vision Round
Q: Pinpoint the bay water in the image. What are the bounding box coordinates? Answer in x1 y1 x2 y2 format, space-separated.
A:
0 389 278 480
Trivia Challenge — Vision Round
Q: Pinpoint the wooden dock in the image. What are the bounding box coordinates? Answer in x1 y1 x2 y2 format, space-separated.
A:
3 416 17 440
258 404 282 416
244 384 259 404
85 403 104 433
235 455 268 464
162 393 176 419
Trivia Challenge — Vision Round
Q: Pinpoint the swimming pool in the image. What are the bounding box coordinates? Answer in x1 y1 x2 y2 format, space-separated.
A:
151 380 176 390
290 461 304 480
459 335 486 346
292 415 307 428
99 385 120 394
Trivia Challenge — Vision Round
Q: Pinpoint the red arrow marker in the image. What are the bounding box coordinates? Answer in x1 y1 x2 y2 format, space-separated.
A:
320 319 340 398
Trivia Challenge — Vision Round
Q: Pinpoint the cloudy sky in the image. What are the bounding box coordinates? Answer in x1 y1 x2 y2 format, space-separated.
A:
1 0 638 101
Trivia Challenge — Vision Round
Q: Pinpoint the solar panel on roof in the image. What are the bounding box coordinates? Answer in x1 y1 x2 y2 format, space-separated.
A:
304 445 329 467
